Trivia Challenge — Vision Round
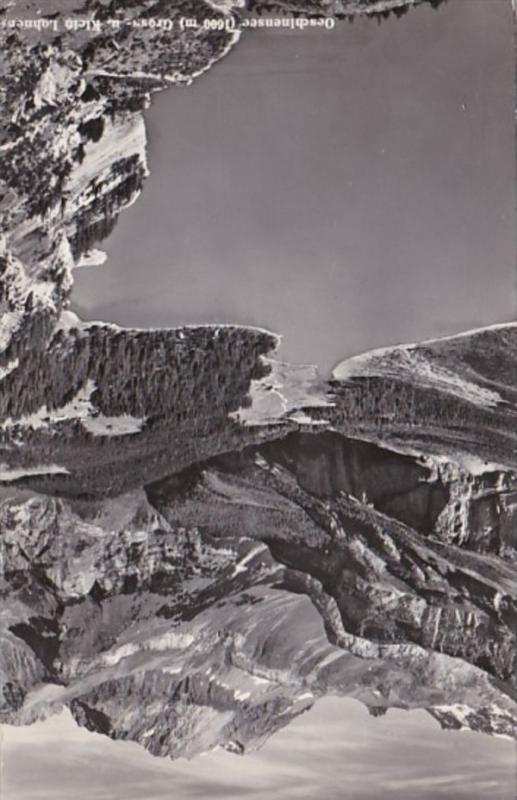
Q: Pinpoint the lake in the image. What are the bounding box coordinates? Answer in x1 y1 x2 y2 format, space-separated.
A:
72 0 515 376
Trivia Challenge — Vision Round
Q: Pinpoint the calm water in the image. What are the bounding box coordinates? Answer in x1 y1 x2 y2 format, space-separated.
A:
72 0 515 375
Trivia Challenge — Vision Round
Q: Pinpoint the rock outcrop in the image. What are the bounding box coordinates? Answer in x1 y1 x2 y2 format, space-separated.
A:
1 421 517 757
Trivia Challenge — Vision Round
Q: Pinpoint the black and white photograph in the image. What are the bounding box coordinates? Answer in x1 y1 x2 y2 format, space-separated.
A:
0 0 516 798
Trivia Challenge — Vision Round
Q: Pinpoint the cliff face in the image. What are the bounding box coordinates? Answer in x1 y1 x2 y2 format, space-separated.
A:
0 0 435 309
1 0 240 268
1 422 517 757
1 0 516 766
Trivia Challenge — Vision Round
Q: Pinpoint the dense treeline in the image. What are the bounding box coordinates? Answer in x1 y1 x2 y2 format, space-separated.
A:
0 323 276 422
323 376 517 469
2 128 73 218
247 0 448 23
87 324 275 420
80 1 233 89
0 319 290 496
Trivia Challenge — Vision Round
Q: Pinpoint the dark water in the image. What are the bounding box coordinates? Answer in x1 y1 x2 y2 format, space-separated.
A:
72 0 515 375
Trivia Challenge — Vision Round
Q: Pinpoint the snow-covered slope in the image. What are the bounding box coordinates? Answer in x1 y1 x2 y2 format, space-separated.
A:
329 323 517 473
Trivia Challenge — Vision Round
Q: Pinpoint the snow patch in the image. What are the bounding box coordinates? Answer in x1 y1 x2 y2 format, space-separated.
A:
234 690 251 701
453 455 511 476
232 545 267 576
0 358 19 380
205 0 245 11
101 633 196 666
76 249 107 269
433 704 473 727
230 358 333 427
422 453 510 480
251 675 271 686
0 311 24 354
145 631 195 652
289 412 328 426
53 310 81 334
333 346 504 409
315 650 345 672
493 592 503 613
0 463 69 481
103 643 139 666
2 380 96 431
2 378 144 437
82 414 144 437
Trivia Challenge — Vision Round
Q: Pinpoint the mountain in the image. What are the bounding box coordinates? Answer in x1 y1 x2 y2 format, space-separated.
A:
1 418 517 757
0 0 454 497
329 324 517 473
1 0 515 764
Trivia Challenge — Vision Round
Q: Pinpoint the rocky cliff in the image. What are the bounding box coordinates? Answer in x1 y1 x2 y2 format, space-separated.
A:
1 422 517 757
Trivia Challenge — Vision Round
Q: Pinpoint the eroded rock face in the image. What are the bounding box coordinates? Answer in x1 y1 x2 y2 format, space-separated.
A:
1 428 517 758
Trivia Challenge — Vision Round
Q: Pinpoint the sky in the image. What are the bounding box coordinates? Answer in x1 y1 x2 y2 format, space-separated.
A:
72 0 516 375
1 698 516 800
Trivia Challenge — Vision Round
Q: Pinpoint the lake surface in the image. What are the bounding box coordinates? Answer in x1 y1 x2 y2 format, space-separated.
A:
72 0 515 375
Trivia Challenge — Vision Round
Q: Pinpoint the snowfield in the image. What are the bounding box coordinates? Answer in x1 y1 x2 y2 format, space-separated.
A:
230 358 333 427
333 344 506 409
